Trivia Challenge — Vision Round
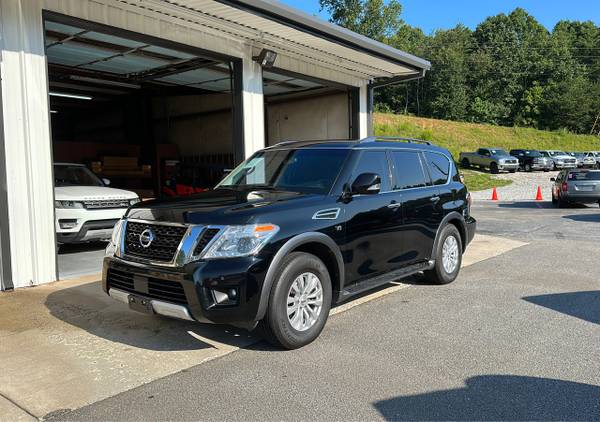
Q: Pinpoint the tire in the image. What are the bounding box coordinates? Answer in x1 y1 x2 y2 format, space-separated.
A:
525 163 532 172
490 163 499 174
461 158 470 169
558 196 568 208
553 163 558 171
552 192 558 205
257 252 332 349
423 225 463 285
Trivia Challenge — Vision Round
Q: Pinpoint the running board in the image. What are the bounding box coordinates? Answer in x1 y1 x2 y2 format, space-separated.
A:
340 260 434 299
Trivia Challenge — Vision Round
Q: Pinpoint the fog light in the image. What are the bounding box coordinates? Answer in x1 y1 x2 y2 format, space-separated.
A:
59 219 78 229
227 289 237 300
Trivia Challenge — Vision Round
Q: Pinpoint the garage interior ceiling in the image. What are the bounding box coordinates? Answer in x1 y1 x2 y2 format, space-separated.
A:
45 20 329 100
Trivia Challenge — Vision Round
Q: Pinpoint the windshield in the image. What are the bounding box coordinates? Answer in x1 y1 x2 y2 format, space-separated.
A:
217 148 350 194
490 149 509 156
569 171 600 181
548 151 567 157
54 165 104 187
523 150 542 157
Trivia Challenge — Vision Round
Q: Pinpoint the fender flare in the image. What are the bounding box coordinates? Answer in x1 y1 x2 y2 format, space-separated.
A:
255 232 344 321
431 212 467 258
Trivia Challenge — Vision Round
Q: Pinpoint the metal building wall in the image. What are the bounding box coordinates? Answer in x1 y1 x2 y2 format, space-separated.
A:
0 0 57 289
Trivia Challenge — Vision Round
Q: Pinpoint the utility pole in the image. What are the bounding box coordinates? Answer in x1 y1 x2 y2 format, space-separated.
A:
591 112 600 136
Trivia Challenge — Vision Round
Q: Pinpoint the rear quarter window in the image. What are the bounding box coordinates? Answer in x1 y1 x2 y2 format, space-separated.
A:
423 152 451 185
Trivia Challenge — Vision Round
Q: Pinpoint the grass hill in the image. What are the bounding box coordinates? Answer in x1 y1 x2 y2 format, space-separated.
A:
374 113 600 191
374 113 600 158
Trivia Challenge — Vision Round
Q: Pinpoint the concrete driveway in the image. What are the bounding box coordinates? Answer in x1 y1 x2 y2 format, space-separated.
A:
47 202 600 421
2 200 599 420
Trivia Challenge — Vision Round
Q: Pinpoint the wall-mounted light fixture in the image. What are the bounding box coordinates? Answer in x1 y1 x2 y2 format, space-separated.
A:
252 49 277 68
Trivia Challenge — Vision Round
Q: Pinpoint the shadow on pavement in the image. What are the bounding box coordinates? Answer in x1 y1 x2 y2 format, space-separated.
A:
374 375 600 421
523 291 599 325
497 201 556 209
45 281 255 351
57 241 107 255
562 214 600 223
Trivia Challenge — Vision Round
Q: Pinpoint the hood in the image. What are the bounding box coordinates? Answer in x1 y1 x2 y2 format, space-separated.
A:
127 188 323 225
552 154 573 160
55 185 139 201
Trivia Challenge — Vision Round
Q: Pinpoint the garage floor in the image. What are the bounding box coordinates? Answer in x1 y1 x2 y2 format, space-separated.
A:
58 243 106 280
0 234 522 419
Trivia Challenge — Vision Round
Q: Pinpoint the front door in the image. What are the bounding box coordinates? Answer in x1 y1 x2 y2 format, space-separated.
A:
343 150 402 286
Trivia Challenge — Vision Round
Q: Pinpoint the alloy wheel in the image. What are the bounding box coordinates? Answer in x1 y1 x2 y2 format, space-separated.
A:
442 235 460 274
287 272 323 332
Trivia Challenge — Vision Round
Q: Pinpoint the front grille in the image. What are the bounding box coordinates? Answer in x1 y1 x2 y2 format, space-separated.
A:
193 228 221 256
84 199 130 209
124 221 188 262
107 269 187 305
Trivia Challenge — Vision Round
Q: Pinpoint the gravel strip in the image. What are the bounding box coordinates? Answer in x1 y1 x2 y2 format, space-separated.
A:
470 170 559 202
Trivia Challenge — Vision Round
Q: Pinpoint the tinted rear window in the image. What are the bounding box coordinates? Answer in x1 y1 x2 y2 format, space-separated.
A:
569 171 600 181
423 152 450 185
391 151 429 190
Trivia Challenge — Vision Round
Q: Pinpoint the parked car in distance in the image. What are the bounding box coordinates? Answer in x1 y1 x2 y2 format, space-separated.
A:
586 151 600 169
55 163 140 244
509 149 553 172
103 137 476 349
551 169 600 208
538 150 577 170
459 148 519 174
567 152 596 168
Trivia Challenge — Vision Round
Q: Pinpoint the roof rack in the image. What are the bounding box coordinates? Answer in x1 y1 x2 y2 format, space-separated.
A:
367 136 432 145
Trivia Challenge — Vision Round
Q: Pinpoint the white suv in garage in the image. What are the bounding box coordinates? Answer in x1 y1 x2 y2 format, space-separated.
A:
54 163 140 244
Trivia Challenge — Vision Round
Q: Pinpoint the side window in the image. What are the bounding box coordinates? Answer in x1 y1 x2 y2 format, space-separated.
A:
351 150 391 192
423 152 451 185
390 151 428 190
477 148 486 155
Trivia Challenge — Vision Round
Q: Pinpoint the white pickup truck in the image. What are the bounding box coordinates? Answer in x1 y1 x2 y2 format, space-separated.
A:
54 163 140 244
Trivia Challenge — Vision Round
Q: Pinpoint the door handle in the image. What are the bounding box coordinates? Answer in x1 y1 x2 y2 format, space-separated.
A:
430 196 441 203
387 202 401 209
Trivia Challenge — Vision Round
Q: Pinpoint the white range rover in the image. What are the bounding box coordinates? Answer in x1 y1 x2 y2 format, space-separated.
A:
54 163 140 244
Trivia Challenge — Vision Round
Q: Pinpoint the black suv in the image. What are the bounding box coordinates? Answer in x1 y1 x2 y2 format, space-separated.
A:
103 138 476 349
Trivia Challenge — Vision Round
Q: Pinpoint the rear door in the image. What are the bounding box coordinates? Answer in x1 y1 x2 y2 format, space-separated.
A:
389 150 441 266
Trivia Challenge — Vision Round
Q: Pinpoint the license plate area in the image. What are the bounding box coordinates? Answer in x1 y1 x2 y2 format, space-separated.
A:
576 185 594 192
128 294 154 314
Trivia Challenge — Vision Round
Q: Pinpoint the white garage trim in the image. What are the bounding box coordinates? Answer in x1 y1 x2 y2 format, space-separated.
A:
0 0 57 288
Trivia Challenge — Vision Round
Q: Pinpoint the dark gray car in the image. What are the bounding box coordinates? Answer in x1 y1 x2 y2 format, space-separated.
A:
551 169 600 208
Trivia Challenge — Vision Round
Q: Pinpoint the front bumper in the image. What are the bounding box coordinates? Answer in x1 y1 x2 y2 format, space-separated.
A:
531 162 553 170
497 163 519 171
102 254 271 326
554 162 577 169
56 207 128 243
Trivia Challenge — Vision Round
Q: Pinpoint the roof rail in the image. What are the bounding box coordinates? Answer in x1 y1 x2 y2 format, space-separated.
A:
265 140 301 148
368 136 432 145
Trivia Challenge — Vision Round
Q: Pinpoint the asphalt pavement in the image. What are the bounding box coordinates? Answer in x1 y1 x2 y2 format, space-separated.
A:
49 202 600 421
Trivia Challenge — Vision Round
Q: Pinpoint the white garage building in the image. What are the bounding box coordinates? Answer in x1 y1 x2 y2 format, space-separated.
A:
0 0 430 291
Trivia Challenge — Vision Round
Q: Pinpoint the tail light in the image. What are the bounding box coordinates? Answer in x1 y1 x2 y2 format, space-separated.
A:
562 182 568 192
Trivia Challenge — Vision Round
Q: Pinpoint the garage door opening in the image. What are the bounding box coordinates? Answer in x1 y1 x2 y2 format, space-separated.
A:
263 69 359 145
44 14 241 279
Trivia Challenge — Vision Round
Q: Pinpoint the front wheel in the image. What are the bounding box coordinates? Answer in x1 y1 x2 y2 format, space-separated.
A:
524 163 532 172
257 252 332 349
490 163 499 174
424 225 463 285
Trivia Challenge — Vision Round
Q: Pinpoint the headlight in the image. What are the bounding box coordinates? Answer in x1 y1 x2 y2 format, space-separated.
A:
201 224 279 259
105 219 125 257
129 197 141 206
55 200 84 209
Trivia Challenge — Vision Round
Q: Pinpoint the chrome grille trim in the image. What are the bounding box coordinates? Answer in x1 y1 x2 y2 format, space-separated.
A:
84 199 130 209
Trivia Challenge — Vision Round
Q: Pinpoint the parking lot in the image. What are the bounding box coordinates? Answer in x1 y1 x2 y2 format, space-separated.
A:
1 195 598 420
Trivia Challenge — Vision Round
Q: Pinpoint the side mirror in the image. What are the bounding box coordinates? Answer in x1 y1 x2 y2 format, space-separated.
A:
550 177 556 182
102 178 111 186
351 173 381 195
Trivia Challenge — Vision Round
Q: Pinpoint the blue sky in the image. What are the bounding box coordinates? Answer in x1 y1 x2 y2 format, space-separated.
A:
282 0 600 34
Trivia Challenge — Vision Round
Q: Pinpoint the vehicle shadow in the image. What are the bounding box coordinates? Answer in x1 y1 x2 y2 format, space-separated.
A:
44 281 256 352
562 214 600 223
497 201 565 209
373 375 600 421
522 291 599 325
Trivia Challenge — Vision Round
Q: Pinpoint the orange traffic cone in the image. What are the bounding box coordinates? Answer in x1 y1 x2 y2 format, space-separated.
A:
491 187 498 201
535 186 543 201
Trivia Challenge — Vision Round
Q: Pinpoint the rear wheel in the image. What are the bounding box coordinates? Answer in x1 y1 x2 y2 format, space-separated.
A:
461 158 470 169
257 252 331 349
424 225 462 285
490 163 499 174
524 163 532 172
